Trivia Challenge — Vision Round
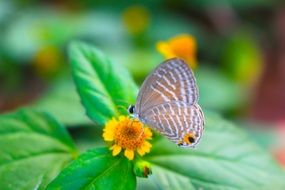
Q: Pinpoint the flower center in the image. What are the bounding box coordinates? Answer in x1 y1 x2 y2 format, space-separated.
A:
114 119 145 150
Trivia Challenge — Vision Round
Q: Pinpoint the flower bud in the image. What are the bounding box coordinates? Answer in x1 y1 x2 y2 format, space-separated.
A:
134 160 152 178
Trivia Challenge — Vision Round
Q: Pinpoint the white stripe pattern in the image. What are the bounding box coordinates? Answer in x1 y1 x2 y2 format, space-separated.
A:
133 58 204 147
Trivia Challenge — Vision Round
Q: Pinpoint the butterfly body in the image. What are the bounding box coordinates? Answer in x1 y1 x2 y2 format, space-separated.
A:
128 58 204 148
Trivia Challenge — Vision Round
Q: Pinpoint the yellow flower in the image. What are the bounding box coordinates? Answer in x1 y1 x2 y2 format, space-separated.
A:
103 116 152 160
122 6 150 35
33 45 62 77
156 34 197 69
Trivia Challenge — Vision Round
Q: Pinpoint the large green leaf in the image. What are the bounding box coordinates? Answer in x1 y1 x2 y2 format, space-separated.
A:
0 109 77 190
32 78 92 127
47 148 136 190
142 113 285 190
137 166 196 190
70 126 105 152
69 42 138 126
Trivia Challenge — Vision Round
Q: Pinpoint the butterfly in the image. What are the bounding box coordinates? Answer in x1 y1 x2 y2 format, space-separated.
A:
128 58 204 147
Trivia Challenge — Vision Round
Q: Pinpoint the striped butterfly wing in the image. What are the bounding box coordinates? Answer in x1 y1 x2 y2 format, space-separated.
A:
141 102 204 147
136 58 198 115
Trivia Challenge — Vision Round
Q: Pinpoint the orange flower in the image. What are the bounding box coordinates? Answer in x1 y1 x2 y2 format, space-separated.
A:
156 34 197 69
103 116 152 160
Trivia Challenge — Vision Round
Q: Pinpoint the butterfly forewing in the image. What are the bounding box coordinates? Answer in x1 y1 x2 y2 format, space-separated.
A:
141 102 204 147
136 58 199 115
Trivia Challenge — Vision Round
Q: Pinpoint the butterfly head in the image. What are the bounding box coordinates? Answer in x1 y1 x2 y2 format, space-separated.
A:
127 105 141 121
127 105 136 114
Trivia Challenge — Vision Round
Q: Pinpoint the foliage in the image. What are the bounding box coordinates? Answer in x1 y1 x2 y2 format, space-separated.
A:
31 78 91 127
47 148 136 190
1 42 284 190
142 113 285 189
69 42 138 126
0 110 77 190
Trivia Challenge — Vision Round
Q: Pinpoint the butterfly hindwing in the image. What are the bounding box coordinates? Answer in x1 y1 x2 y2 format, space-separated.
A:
141 101 204 147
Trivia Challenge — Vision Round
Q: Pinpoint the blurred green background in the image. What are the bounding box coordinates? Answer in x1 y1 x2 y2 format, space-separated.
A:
1 0 285 167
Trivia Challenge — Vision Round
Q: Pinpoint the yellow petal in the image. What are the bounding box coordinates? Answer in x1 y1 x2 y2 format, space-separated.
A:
141 141 152 153
103 131 115 141
119 116 128 123
156 42 175 59
144 128 152 139
111 144 122 156
124 149 135 160
137 147 146 156
106 118 117 127
102 118 118 141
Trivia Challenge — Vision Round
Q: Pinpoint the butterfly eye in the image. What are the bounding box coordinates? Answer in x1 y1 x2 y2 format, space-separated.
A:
128 105 135 114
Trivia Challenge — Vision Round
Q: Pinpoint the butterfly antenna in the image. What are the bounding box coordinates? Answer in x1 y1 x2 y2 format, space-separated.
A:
116 104 128 111
115 99 132 106
114 99 134 113
130 119 145 140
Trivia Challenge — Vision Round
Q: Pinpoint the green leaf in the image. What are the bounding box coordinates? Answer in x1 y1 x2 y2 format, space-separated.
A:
71 126 105 152
69 42 138 126
197 67 245 112
32 78 92 127
143 113 285 190
0 109 77 190
47 148 136 190
150 165 196 190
